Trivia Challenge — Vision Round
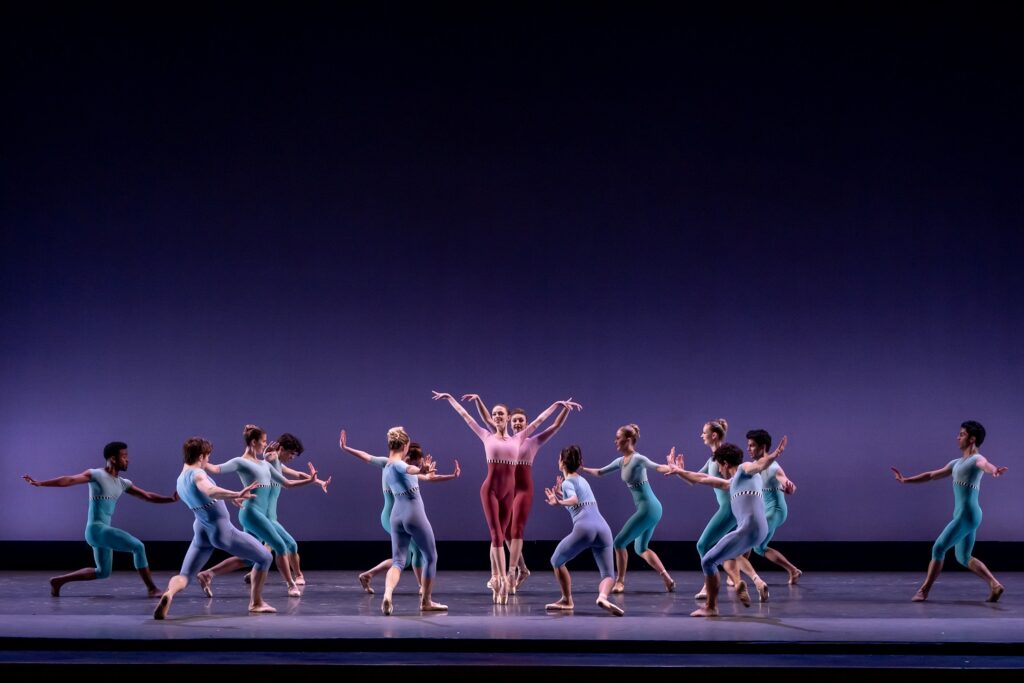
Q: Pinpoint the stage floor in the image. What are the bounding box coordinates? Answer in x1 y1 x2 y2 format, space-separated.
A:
1 570 1021 673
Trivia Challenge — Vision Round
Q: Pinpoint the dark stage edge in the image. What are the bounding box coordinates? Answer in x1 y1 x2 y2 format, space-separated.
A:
2 571 1022 676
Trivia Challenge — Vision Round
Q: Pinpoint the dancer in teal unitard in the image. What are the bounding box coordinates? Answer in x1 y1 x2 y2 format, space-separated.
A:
23 441 177 596
582 423 675 594
892 420 1007 602
747 429 802 589
198 424 319 597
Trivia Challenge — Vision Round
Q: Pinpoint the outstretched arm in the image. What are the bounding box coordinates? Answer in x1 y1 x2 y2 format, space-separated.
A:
272 462 320 489
420 457 461 482
203 457 243 475
193 471 258 501
278 463 331 493
581 456 620 478
338 429 383 464
663 450 729 489
23 471 92 487
433 391 490 439
126 485 178 503
975 455 1008 478
462 394 496 431
892 461 954 484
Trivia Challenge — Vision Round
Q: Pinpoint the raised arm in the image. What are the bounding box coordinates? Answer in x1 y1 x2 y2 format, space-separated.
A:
530 401 579 447
23 471 92 487
462 394 496 430
338 429 384 464
125 485 178 503
891 461 954 484
974 455 1008 478
521 398 582 439
741 435 789 476
433 391 490 439
193 470 258 501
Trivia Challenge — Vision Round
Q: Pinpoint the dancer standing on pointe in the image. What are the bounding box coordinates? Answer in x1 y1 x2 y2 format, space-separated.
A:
892 420 1006 602
666 437 787 617
196 425 319 598
580 424 676 594
154 437 274 619
23 441 177 597
746 429 801 589
687 419 761 601
339 429 459 594
433 390 567 603
377 426 447 615
465 394 582 593
544 445 624 616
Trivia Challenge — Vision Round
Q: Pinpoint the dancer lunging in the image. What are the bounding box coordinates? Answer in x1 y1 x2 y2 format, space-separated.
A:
153 437 274 619
24 441 177 597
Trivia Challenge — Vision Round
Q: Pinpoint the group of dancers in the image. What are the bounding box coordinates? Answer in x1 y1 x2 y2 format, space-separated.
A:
22 392 1007 619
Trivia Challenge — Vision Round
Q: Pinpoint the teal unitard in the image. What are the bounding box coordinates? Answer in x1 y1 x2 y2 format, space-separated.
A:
597 453 663 553
931 455 985 566
696 458 736 557
85 468 148 577
754 461 788 555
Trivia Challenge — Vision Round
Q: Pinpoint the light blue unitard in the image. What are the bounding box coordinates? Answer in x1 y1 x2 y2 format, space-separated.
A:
550 475 615 578
754 461 788 555
700 466 769 576
931 454 985 565
597 453 663 553
383 459 438 578
84 468 148 578
176 469 272 579
217 457 297 555
370 456 423 569
696 457 737 557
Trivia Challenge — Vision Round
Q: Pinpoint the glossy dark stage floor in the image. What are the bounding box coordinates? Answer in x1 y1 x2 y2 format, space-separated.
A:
1 571 1022 677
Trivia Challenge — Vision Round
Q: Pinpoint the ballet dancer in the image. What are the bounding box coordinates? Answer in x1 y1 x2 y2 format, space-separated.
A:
153 437 274 619
544 444 624 616
339 429 459 594
580 423 676 594
197 425 319 598
892 420 1006 602
746 429 801 588
465 393 581 592
378 426 446 615
23 441 177 597
666 436 787 617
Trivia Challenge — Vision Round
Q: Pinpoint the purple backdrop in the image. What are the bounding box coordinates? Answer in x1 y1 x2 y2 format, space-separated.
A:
2 5 1021 543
